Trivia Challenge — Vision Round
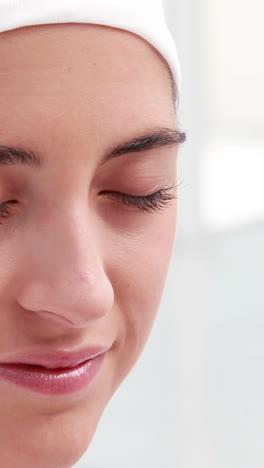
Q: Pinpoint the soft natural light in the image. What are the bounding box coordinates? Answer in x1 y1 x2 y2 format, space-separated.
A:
200 142 264 231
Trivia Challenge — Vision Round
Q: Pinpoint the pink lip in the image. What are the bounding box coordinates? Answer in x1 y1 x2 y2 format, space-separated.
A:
0 345 111 395
0 345 110 368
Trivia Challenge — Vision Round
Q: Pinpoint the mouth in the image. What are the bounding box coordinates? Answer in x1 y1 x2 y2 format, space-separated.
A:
0 343 113 395
0 353 106 395
0 344 112 369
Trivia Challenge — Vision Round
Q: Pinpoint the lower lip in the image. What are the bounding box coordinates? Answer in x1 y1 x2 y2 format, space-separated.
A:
0 353 105 395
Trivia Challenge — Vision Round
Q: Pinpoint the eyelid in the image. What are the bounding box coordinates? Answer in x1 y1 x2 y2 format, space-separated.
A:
0 183 179 225
99 184 178 213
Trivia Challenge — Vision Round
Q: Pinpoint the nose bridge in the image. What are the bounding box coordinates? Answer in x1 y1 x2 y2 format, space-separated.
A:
40 204 100 278
17 207 114 328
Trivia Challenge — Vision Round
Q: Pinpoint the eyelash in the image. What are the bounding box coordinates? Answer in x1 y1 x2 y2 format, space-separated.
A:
0 183 178 223
100 184 178 213
0 201 16 224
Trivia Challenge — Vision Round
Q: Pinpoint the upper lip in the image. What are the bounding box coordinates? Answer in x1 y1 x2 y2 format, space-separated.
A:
0 344 111 369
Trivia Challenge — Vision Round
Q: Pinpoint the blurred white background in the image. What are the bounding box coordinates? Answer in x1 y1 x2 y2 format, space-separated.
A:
75 1 264 467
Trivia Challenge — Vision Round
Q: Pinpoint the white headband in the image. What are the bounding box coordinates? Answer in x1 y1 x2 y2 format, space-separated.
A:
0 0 181 95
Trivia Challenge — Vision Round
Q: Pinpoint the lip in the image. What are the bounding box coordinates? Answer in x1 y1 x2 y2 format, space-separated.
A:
0 345 111 369
0 344 111 395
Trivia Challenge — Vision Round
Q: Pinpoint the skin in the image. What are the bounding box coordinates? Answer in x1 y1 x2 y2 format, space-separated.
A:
0 23 179 468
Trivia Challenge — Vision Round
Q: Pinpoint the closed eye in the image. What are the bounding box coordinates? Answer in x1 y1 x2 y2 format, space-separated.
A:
99 183 178 213
0 182 179 225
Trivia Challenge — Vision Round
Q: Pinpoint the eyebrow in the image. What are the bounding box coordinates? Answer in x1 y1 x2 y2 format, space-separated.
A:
0 127 186 169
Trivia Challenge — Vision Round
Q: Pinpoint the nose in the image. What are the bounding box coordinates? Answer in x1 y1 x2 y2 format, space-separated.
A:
16 208 114 329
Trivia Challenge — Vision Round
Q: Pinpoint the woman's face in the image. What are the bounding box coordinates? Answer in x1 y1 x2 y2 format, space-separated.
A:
0 23 180 468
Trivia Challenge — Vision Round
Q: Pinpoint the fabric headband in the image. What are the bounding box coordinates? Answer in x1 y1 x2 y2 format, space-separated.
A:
0 0 181 97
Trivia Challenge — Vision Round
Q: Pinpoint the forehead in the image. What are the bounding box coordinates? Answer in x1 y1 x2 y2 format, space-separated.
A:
0 23 173 106
0 24 175 148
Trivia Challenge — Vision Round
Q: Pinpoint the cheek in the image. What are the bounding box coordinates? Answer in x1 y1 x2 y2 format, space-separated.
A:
110 206 177 365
